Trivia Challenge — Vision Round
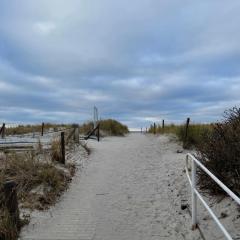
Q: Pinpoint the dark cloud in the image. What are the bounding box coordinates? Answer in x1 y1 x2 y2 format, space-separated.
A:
0 0 240 129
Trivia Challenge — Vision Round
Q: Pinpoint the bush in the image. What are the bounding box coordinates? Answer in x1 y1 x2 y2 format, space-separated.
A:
197 107 240 196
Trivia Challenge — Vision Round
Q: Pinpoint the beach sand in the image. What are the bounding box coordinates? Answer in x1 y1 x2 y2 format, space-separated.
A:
20 133 240 240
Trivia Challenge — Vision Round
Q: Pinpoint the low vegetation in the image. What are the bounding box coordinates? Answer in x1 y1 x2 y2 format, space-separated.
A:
79 119 129 136
149 107 240 197
0 138 76 239
5 123 70 136
99 119 129 136
197 107 240 196
148 122 212 148
1 153 73 210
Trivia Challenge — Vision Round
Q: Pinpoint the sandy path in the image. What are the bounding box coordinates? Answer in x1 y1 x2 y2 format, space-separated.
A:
20 133 236 240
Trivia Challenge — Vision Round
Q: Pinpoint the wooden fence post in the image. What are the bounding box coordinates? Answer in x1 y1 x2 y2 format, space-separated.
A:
4 181 20 230
73 124 79 143
1 123 5 138
41 122 44 136
153 122 156 134
61 132 65 164
141 127 142 133
162 120 165 132
184 118 190 148
97 124 100 142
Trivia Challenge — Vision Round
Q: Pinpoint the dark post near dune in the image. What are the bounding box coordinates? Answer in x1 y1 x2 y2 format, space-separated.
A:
153 122 156 134
1 123 6 138
141 127 142 133
41 122 44 136
97 124 100 142
4 180 20 230
162 120 165 133
61 132 65 164
73 124 79 143
184 117 190 148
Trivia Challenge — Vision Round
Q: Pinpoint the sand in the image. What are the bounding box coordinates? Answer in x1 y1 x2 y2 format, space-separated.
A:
20 133 240 240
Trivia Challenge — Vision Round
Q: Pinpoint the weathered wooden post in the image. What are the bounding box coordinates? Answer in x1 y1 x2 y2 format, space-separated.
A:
61 132 65 164
141 127 142 133
97 124 100 142
184 118 190 148
3 181 20 230
162 120 165 133
153 122 156 134
41 122 44 136
146 127 147 133
1 123 6 138
73 124 79 143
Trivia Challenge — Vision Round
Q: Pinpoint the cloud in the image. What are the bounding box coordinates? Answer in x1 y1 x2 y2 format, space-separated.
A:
0 0 240 128
34 21 56 35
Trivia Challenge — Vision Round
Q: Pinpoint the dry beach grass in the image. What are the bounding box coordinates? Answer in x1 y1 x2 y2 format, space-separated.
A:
0 139 77 240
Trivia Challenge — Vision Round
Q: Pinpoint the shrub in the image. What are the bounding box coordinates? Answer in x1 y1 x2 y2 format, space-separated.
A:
197 107 240 196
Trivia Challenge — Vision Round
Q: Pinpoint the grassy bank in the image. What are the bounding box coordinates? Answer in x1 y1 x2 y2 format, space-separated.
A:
197 108 240 196
5 123 70 136
0 140 77 239
148 122 212 148
148 107 240 197
79 119 129 136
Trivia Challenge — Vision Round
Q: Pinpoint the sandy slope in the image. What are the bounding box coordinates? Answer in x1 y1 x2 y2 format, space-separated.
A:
20 133 239 240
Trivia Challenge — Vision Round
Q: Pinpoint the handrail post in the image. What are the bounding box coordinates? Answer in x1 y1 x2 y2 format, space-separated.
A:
192 159 197 230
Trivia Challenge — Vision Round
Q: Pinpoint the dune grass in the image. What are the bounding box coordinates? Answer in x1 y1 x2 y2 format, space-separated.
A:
148 122 212 148
0 148 75 239
148 107 240 197
79 119 129 136
5 123 70 136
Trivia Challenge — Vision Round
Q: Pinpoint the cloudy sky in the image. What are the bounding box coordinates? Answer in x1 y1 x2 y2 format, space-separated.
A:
0 1 240 129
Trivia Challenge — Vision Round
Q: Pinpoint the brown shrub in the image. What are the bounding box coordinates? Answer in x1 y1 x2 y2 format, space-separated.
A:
197 107 240 196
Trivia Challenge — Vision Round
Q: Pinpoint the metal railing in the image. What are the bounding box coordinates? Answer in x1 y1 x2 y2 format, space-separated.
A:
185 153 240 240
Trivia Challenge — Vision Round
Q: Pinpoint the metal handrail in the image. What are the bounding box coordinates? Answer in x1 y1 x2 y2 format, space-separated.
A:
185 153 240 240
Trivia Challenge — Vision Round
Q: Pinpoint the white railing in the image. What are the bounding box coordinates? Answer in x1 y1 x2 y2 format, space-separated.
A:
185 153 240 240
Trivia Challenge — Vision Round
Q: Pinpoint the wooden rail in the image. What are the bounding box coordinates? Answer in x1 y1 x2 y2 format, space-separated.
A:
84 123 100 142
